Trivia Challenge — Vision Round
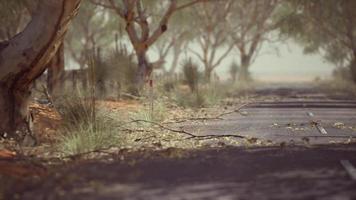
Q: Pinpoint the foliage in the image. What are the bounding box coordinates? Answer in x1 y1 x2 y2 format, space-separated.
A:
107 46 138 96
65 0 118 68
279 0 356 81
187 0 235 81
182 58 200 92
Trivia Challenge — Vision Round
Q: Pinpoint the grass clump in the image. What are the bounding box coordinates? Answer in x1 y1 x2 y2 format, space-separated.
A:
55 93 121 156
130 100 168 122
58 121 119 156
173 89 206 108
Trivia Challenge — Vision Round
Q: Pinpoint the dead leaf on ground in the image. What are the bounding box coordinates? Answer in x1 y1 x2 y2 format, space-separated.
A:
0 149 16 159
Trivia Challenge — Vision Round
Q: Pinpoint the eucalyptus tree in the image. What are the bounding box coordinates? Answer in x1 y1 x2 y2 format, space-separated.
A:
189 0 235 82
0 0 71 96
91 0 208 89
0 0 32 41
279 0 356 82
0 0 81 140
229 0 282 82
65 0 118 91
154 10 194 75
65 0 118 69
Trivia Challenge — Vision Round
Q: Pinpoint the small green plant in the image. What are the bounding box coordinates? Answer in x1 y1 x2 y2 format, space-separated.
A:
58 120 119 156
173 89 206 108
130 100 168 122
200 84 226 106
182 58 199 92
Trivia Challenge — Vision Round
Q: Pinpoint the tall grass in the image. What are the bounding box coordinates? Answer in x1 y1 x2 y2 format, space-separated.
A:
55 54 122 156
55 92 122 156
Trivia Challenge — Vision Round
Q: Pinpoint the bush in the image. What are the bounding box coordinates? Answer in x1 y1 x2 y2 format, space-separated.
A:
173 89 206 108
200 84 226 106
55 92 94 128
106 45 138 96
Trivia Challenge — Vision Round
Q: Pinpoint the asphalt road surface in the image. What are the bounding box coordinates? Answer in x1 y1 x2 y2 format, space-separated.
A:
182 87 356 145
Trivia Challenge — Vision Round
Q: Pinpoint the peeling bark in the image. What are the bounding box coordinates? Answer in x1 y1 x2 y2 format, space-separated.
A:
47 43 65 96
0 0 81 139
135 51 151 90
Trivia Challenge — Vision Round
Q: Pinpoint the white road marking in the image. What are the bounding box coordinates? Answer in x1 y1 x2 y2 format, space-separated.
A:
340 160 356 180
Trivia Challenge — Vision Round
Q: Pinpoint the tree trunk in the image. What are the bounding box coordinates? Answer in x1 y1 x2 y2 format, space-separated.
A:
135 51 151 92
0 0 81 139
238 55 251 82
350 50 356 83
0 83 31 139
204 68 213 83
350 59 356 84
168 46 181 75
47 42 64 96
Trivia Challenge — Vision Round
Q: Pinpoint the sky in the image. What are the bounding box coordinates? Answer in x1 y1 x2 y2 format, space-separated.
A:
148 39 336 83
240 41 335 82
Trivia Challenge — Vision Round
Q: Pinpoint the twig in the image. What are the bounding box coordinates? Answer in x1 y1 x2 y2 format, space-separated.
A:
129 119 247 140
167 103 249 124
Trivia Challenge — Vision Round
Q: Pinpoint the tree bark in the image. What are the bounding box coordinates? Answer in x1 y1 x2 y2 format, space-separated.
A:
47 42 65 96
0 0 81 139
169 46 181 75
135 50 151 91
238 55 252 82
204 68 213 83
350 49 356 83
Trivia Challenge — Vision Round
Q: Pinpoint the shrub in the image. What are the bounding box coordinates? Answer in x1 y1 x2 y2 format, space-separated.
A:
106 45 138 96
173 89 206 108
229 61 239 83
55 92 94 128
182 58 199 92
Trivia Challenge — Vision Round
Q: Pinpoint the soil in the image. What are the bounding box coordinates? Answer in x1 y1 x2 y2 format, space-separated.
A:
2 144 356 200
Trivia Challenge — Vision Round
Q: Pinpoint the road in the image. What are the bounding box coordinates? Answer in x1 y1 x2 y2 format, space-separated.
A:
5 86 356 200
182 87 356 145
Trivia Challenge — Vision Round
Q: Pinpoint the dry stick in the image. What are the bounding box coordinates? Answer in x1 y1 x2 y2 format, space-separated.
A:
167 103 249 124
130 119 247 140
